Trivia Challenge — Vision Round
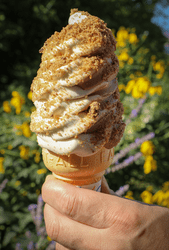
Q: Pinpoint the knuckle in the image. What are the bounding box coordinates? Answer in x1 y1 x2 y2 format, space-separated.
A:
61 190 82 219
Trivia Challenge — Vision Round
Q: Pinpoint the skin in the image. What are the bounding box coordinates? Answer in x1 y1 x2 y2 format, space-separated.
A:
42 175 169 250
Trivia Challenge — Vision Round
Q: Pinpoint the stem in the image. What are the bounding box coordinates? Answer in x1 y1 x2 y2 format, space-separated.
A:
1 150 20 157
106 152 142 174
112 132 155 164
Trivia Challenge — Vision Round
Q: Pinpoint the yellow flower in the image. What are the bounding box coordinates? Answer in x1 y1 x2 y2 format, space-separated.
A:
34 151 41 163
127 57 134 65
125 191 134 200
153 60 165 79
155 86 162 95
136 77 151 93
27 91 32 100
153 60 165 72
131 86 143 99
36 189 40 195
149 86 162 96
148 86 157 96
135 71 142 76
47 236 52 241
129 33 138 44
21 122 31 138
129 74 135 79
19 145 29 160
117 40 126 47
0 149 5 154
156 73 163 79
8 145 13 150
37 169 47 175
162 181 169 192
3 101 11 113
152 190 164 205
10 91 25 114
118 84 126 92
143 155 157 174
15 181 21 187
118 51 129 61
116 27 129 47
119 61 125 69
163 191 169 200
140 141 155 156
0 157 5 174
125 80 136 94
143 157 152 174
130 76 150 98
15 122 31 137
140 190 153 204
117 28 129 40
24 111 31 117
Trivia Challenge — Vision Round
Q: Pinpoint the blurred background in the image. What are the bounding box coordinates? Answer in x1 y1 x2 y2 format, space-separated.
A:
0 0 169 249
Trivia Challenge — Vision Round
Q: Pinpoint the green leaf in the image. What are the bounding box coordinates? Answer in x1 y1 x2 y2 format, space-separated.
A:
18 213 33 231
2 231 16 246
163 131 169 139
18 168 30 178
0 207 15 224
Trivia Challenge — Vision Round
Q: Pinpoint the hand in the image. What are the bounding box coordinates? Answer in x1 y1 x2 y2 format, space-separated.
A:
42 175 169 250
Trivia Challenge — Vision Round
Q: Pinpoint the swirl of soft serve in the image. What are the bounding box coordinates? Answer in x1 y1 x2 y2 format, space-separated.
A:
30 11 125 156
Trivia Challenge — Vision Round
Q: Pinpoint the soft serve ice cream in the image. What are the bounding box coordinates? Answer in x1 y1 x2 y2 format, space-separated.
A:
30 9 125 156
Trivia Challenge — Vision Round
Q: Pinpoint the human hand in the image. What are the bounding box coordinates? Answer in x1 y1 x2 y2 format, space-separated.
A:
42 175 169 250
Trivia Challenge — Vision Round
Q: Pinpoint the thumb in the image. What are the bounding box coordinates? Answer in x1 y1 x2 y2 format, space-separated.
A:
42 175 116 228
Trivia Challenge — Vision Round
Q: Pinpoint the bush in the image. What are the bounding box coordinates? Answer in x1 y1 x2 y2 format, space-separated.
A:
0 26 169 250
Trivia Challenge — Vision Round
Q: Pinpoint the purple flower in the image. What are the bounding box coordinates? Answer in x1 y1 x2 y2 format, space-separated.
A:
15 243 23 250
27 241 34 250
135 138 140 143
35 215 43 221
125 156 134 164
38 194 43 203
131 109 138 117
150 132 155 138
115 160 119 165
119 186 125 191
28 204 37 211
139 98 145 105
0 179 8 194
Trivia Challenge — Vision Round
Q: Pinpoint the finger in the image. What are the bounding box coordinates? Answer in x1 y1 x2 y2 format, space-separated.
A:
44 203 106 250
101 176 115 194
42 176 115 228
55 242 71 250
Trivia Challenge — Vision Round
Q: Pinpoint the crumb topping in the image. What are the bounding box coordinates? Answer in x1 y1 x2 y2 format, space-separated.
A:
30 9 125 153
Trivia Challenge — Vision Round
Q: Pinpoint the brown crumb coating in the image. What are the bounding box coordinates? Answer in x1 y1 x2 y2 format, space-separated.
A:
30 9 125 151
31 11 117 102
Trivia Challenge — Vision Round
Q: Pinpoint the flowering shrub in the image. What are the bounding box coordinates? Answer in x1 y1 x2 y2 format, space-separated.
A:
0 26 169 249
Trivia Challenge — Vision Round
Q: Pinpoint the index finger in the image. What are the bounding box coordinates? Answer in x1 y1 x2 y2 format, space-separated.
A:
42 175 119 229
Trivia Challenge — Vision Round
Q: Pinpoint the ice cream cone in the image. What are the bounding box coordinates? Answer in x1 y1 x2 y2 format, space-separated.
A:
42 147 114 191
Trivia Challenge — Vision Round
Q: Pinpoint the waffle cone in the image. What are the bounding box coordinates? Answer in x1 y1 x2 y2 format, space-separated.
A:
42 147 114 186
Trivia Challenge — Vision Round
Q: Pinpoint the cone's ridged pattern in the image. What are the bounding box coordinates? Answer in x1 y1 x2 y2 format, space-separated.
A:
42 147 114 187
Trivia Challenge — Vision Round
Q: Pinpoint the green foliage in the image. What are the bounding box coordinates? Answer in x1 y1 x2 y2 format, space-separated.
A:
0 1 169 249
0 0 167 100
